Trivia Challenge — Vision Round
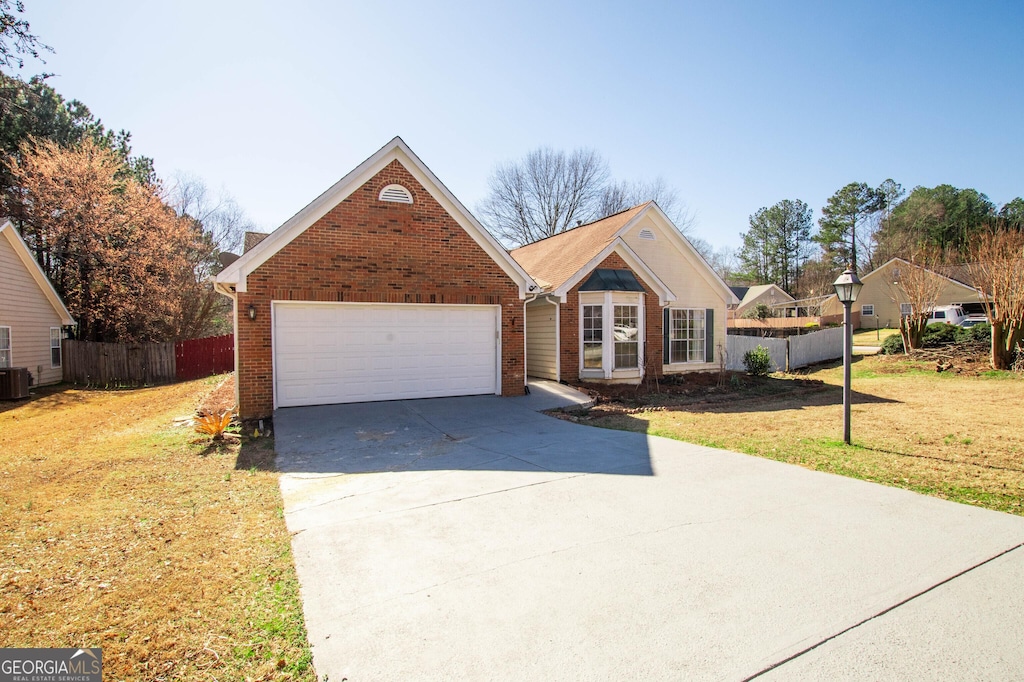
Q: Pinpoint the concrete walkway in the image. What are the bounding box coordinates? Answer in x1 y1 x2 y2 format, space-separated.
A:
275 387 1024 681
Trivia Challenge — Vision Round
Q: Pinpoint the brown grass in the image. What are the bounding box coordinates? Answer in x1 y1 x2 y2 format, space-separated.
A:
0 376 313 681
572 356 1024 514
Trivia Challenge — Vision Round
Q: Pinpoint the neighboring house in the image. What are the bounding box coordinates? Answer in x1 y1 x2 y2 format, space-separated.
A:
0 219 75 385
214 137 538 419
820 257 979 328
729 284 796 319
510 203 738 383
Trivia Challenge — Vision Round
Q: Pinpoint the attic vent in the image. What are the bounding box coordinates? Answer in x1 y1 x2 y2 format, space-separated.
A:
379 184 413 204
638 228 656 240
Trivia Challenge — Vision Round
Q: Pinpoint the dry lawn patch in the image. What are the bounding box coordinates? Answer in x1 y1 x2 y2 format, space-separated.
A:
0 376 313 681
572 357 1024 514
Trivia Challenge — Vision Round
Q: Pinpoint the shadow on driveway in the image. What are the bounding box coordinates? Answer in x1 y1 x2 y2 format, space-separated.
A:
273 394 654 476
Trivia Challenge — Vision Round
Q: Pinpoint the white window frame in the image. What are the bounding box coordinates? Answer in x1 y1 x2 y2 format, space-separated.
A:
579 292 644 379
0 326 10 368
613 304 639 370
861 304 875 316
581 304 603 370
50 327 62 368
900 303 913 316
667 308 706 364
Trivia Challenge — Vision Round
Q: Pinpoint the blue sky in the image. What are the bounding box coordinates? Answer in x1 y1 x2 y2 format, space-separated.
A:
22 1 1024 252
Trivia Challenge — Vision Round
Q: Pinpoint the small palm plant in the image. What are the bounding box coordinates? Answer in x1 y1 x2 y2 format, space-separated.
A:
194 411 234 441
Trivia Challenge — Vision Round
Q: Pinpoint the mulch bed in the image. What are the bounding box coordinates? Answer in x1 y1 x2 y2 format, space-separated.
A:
559 371 827 416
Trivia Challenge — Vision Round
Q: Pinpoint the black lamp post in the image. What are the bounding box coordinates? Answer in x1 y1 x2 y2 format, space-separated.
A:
833 268 863 445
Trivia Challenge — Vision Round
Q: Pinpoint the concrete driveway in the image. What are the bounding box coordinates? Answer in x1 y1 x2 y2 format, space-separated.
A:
275 383 1024 681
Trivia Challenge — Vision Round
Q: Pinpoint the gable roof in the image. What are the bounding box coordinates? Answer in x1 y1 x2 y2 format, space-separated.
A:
861 257 977 292
737 284 795 307
510 202 737 305
215 137 537 297
510 204 651 292
819 257 979 309
0 219 75 325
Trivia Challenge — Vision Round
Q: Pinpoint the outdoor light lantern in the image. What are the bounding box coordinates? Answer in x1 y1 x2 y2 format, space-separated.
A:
247 303 257 321
833 268 864 304
833 268 863 445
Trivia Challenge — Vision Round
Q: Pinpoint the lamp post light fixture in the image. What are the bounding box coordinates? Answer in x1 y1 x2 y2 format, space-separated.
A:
833 268 863 445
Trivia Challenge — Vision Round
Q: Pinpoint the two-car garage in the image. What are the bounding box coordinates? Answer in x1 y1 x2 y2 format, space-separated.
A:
272 302 500 408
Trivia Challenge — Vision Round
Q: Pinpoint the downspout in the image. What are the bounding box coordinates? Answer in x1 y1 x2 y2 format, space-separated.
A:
523 292 540 394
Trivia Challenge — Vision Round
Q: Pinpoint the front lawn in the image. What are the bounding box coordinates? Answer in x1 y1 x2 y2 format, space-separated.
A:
852 327 900 346
568 356 1024 515
0 376 313 681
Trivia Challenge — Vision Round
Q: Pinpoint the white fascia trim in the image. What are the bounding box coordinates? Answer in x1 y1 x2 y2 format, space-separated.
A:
620 203 740 306
1 220 75 325
553 238 676 305
215 137 537 297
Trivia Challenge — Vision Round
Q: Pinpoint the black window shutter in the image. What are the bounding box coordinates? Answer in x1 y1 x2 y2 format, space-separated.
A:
705 308 715 363
663 308 670 364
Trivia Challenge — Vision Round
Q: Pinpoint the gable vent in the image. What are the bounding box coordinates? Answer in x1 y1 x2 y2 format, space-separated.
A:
379 184 413 204
638 228 656 240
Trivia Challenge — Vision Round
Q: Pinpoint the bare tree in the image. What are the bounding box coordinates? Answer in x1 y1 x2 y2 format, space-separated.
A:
478 147 608 247
598 176 693 232
167 173 259 337
703 245 739 281
885 249 948 351
968 230 1024 370
168 172 250 255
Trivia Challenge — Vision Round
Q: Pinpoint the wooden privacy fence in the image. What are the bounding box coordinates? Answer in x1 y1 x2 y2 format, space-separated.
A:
63 334 233 386
175 334 234 380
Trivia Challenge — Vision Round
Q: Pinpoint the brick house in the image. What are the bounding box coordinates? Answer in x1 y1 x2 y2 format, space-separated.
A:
216 138 736 419
510 203 737 384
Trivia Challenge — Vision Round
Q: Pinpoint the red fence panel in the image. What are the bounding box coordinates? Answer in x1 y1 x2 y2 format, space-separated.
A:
175 334 234 381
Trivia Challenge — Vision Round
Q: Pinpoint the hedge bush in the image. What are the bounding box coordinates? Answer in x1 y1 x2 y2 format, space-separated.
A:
880 333 905 355
743 345 772 376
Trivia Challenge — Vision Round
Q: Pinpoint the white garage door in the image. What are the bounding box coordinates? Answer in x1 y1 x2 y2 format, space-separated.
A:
273 302 499 407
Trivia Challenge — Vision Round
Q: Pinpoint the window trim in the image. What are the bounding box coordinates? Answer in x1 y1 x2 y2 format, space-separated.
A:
0 326 10 369
900 303 913 316
581 304 603 370
578 292 644 378
613 304 639 370
50 327 62 368
667 308 707 364
861 304 875 316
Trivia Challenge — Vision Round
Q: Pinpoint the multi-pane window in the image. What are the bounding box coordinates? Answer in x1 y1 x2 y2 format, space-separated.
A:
613 305 639 369
669 309 706 363
900 303 913 316
861 304 874 316
0 327 10 368
50 327 62 368
582 305 603 369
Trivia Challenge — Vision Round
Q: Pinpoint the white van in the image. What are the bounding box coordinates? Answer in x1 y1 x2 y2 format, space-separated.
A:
927 304 966 326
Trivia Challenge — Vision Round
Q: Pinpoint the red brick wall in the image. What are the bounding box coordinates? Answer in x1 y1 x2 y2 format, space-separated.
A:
236 160 525 418
558 252 664 383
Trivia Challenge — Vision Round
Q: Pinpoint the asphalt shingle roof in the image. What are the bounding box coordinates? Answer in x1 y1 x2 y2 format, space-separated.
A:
509 203 650 291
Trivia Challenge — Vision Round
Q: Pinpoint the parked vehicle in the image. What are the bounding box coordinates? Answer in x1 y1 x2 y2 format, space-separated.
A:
927 304 966 326
959 315 988 328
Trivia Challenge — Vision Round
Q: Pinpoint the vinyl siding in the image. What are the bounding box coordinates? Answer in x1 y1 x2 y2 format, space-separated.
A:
525 298 557 380
821 261 978 328
622 218 727 372
0 234 64 385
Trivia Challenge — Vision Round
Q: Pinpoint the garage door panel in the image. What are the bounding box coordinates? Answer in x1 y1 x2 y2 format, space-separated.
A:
274 303 498 407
